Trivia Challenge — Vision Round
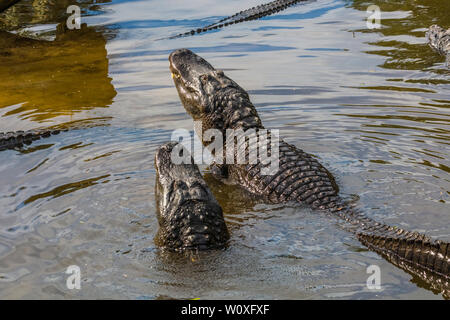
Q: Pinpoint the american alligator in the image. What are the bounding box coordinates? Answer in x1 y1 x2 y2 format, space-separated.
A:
426 25 450 66
155 141 229 251
167 0 309 40
168 48 450 296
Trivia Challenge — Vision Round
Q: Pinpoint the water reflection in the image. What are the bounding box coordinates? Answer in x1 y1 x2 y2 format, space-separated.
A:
0 0 116 123
350 0 450 70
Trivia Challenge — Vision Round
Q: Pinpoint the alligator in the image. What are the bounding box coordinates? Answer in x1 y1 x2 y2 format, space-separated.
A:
426 25 450 66
3 0 309 41
155 141 229 251
168 48 450 297
167 0 309 40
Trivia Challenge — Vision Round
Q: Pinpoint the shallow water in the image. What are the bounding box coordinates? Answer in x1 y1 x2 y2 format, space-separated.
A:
0 0 449 299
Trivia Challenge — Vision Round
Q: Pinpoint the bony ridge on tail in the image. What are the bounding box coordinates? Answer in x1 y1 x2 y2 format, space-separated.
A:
426 25 450 66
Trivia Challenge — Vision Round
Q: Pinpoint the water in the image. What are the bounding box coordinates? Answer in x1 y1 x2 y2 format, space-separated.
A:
0 0 449 299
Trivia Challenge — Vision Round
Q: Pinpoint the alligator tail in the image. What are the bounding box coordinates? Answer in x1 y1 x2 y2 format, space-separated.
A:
426 25 450 66
333 207 449 296
0 129 62 151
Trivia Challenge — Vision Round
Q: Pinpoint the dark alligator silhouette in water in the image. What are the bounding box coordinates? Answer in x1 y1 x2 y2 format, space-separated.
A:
0 0 21 13
165 0 310 40
165 48 450 297
2 0 444 151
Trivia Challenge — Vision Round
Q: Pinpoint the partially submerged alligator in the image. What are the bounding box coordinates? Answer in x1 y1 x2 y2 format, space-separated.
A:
167 0 309 39
0 129 62 151
167 48 450 296
427 25 450 66
155 142 229 251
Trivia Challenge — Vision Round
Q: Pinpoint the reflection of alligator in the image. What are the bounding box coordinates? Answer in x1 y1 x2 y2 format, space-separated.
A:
168 49 449 297
168 0 309 39
155 142 229 251
427 25 450 66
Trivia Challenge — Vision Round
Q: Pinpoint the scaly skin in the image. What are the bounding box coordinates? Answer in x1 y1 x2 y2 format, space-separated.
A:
168 0 309 39
155 142 230 251
0 129 63 151
169 48 449 296
426 25 450 66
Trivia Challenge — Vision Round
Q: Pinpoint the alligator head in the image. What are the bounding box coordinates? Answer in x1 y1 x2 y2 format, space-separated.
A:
169 48 263 132
154 142 229 251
